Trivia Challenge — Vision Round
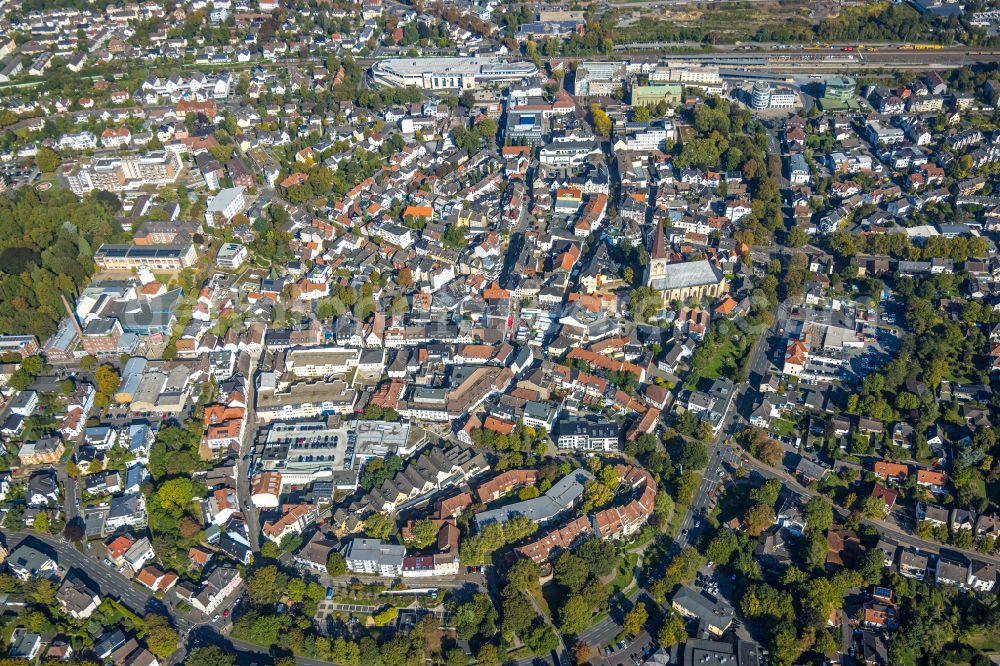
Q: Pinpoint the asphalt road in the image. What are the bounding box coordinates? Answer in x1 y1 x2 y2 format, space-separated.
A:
235 353 261 551
2 531 348 666
58 464 80 523
3 531 165 616
736 450 1000 569
189 626 343 666
675 306 778 550
578 589 641 649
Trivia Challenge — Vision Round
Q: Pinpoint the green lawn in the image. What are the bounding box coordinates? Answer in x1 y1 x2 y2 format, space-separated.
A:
669 497 692 536
963 630 1000 654
588 610 608 628
684 338 737 390
609 553 638 594
770 418 796 438
684 334 752 391
987 480 1000 507
532 588 553 621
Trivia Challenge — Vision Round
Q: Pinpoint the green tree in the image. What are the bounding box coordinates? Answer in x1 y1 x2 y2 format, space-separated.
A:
186 646 235 666
554 552 590 593
743 503 775 536
664 547 703 588
576 538 616 578
805 496 834 533
590 103 612 136
327 551 346 576
857 549 885 585
560 595 591 635
524 623 559 655
622 602 648 637
408 518 440 549
507 558 541 591
675 470 700 504
501 592 536 640
246 565 285 606
787 226 809 248
454 593 497 640
143 613 179 659
287 577 306 602
32 511 49 534
476 644 499 666
658 610 687 647
678 440 708 470
444 648 468 666
705 529 740 566
363 513 394 540
373 606 399 626
332 638 361 666
35 147 61 173
749 479 781 507
155 477 198 514
94 365 121 396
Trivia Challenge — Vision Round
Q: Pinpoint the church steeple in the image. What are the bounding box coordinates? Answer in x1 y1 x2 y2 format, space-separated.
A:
646 220 668 288
650 220 667 261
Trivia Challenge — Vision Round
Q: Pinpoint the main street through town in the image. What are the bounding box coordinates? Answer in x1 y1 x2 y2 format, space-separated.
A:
0 530 329 666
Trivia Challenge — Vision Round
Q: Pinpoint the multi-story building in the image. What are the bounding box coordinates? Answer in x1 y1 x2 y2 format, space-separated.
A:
56 578 100 620
262 504 318 544
630 83 683 108
0 335 40 357
7 543 58 580
257 419 358 490
614 121 673 152
370 58 537 91
475 469 539 503
650 64 722 87
93 244 197 271
556 418 619 451
474 469 593 530
539 140 602 169
280 346 360 379
401 554 460 578
505 109 547 147
255 376 358 423
216 243 248 269
343 538 406 576
204 187 246 227
64 150 182 194
18 438 65 465
80 319 123 355
188 567 242 615
750 82 798 111
574 61 625 97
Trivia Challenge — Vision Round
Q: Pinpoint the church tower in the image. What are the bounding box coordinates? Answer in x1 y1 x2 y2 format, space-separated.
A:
646 220 668 287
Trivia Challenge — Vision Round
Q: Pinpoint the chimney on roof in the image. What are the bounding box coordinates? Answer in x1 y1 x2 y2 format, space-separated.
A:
61 294 84 339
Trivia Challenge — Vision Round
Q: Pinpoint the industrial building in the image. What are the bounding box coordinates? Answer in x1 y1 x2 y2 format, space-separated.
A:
369 57 537 90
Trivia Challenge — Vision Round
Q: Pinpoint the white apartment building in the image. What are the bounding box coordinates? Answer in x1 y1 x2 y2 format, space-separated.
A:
204 187 246 227
343 538 406 576
64 150 183 194
58 132 98 151
556 418 619 452
650 64 722 86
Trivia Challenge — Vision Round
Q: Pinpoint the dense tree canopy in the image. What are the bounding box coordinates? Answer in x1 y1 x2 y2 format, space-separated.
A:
0 188 126 339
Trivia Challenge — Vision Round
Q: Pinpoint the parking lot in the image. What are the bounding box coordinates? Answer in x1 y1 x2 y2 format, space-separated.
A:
0 163 38 190
593 631 655 666
692 566 752 643
83 506 108 538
